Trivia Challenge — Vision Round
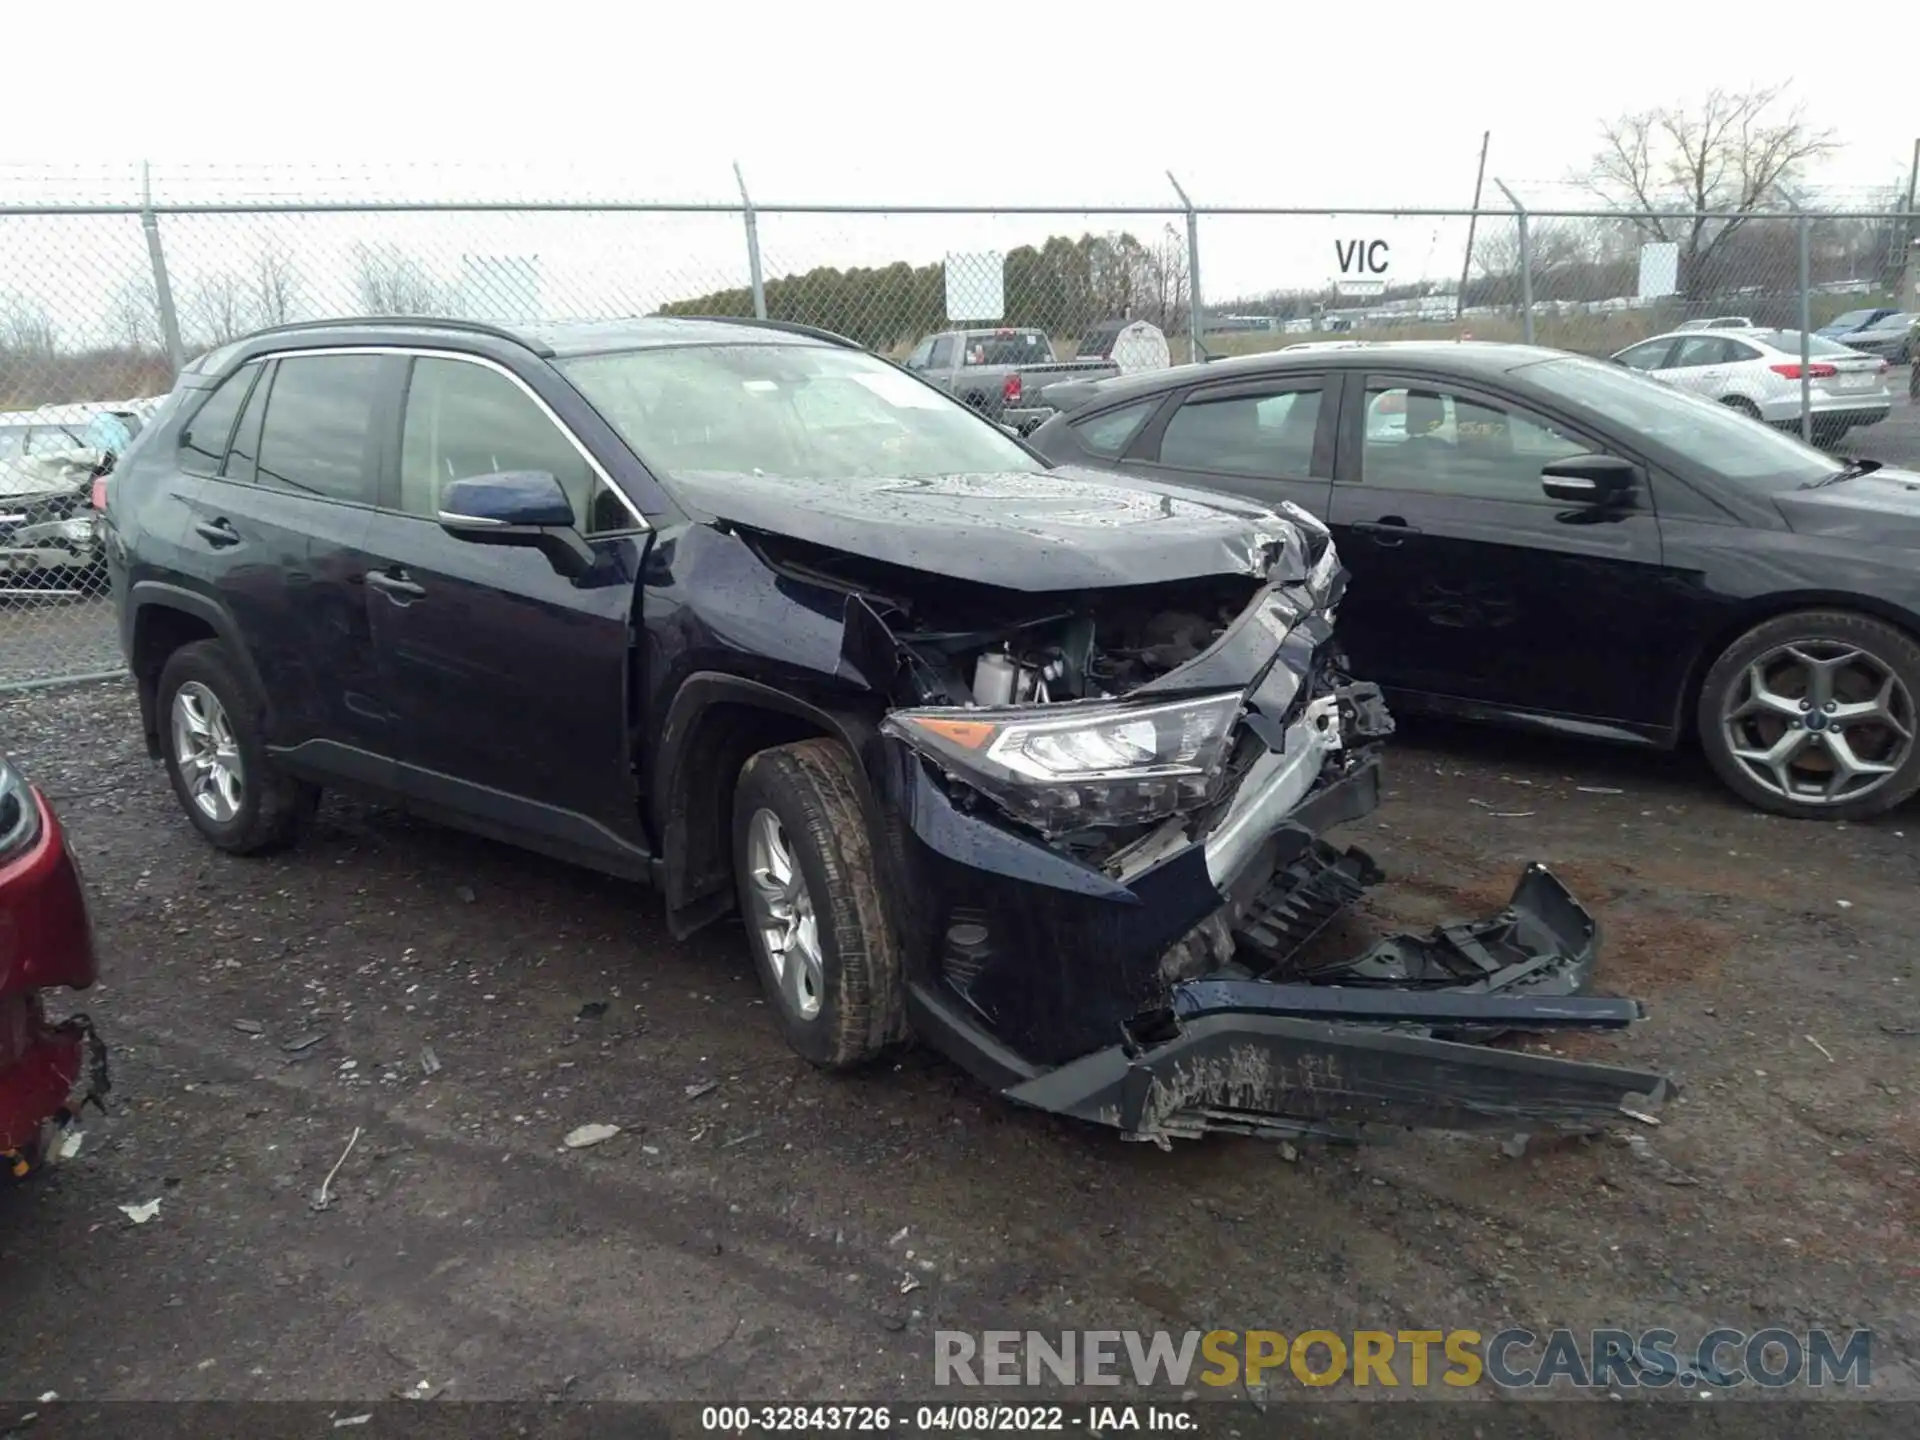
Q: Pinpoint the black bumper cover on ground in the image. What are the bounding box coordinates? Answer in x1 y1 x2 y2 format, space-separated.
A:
1005 862 1670 1144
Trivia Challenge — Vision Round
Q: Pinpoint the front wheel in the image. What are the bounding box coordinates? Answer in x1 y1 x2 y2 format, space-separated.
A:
1697 611 1920 819
731 739 905 1068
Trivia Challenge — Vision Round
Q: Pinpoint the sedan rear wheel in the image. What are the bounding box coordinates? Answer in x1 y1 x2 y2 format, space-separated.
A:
1699 612 1920 819
1719 395 1762 420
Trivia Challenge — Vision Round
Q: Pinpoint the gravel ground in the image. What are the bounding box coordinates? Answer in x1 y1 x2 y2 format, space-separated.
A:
0 677 1915 1416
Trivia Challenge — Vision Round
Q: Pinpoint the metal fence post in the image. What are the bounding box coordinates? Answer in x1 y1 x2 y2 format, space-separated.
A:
140 160 184 373
1797 207 1814 444
1494 179 1532 345
1167 172 1203 363
733 162 767 321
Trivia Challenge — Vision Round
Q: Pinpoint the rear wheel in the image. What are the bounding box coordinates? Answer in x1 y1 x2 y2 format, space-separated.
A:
158 641 317 853
1697 611 1920 820
731 739 905 1068
1719 395 1762 420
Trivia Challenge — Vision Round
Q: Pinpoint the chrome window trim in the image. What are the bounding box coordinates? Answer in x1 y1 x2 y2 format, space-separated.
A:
249 344 650 533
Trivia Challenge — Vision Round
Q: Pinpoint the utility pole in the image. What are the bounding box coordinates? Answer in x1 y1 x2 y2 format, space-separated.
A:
1456 131 1490 330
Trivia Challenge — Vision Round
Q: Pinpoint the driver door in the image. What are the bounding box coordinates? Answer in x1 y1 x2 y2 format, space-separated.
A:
1326 373 1671 725
360 352 651 866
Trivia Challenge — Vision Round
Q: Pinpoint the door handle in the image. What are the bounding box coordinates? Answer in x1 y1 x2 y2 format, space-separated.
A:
1350 518 1421 546
192 517 241 547
366 569 426 601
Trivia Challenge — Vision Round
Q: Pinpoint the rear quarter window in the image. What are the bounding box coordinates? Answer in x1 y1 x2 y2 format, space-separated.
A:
1071 398 1158 458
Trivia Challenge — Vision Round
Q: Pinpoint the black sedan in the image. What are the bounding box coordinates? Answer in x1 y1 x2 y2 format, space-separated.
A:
1031 341 1920 820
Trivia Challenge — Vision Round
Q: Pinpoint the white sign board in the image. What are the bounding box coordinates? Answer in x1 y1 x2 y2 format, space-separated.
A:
944 251 1005 322
1330 236 1393 297
1638 242 1679 300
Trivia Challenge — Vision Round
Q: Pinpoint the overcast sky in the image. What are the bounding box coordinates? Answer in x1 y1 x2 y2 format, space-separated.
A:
1 2 1913 336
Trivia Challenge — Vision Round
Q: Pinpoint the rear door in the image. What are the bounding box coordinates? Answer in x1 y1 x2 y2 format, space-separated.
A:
359 351 649 865
1110 372 1335 518
176 351 393 764
1325 371 1671 725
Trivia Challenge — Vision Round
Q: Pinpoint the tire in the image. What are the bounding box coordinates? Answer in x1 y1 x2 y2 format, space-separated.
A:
1719 395 1761 420
1696 610 1920 820
731 738 904 1069
157 640 317 854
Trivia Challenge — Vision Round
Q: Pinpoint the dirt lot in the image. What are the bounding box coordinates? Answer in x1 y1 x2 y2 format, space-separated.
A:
0 677 1916 1414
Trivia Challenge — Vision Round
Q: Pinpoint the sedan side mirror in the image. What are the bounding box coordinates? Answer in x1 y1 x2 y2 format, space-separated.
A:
439 470 595 577
1541 453 1639 506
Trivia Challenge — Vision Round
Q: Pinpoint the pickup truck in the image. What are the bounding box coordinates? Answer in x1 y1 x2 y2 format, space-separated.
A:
901 327 1118 432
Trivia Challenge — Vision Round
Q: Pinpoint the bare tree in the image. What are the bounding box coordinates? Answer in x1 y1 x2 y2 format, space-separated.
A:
353 242 456 315
106 277 162 351
1474 217 1603 303
1 297 60 360
188 271 250 346
253 242 299 326
1587 85 1835 294
1138 225 1190 336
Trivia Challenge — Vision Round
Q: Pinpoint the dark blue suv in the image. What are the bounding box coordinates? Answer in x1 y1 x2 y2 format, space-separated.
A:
104 315 1665 1145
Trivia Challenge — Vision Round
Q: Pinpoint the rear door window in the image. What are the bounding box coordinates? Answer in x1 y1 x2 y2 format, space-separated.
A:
1071 398 1158 458
1155 386 1323 477
256 354 383 504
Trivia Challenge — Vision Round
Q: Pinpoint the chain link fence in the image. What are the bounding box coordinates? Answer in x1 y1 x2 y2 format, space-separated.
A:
1 175 1915 689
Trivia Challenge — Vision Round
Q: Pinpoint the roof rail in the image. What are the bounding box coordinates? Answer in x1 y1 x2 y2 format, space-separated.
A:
236 315 553 358
674 315 864 351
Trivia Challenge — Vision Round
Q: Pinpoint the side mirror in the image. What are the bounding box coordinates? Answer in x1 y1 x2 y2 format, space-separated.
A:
1541 453 1639 506
438 470 595 577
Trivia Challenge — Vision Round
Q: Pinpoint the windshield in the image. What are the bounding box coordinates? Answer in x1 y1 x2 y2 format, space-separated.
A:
962 331 1053 367
1521 356 1840 491
561 344 1043 483
1827 310 1876 328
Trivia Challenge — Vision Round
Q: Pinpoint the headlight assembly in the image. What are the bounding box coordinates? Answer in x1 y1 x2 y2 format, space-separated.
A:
882 691 1242 834
0 755 43 860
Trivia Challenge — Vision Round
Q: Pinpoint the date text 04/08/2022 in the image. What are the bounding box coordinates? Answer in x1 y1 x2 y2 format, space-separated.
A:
700 1405 1197 1432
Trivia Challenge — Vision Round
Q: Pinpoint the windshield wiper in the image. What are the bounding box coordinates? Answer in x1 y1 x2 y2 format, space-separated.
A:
1802 458 1880 490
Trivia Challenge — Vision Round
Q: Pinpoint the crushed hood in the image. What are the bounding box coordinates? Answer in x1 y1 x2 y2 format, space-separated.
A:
669 466 1297 591
0 448 101 501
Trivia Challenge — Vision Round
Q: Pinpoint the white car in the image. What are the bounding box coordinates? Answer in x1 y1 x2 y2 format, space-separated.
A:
1609 327 1891 440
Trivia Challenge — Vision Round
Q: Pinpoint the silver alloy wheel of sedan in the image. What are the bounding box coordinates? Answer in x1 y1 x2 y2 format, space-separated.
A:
744 807 824 1020
1722 641 1917 804
170 680 244 823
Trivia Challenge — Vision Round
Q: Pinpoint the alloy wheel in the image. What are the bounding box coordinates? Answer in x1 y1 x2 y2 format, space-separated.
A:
744 807 824 1020
171 681 245 823
1721 641 1915 805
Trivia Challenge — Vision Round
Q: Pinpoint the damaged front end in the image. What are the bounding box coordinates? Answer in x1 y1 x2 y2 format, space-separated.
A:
848 501 1670 1146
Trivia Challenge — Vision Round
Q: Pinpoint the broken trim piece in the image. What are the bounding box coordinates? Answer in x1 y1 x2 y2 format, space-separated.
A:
1005 1012 1672 1144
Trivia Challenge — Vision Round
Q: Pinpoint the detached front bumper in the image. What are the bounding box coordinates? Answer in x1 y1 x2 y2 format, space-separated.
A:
1005 863 1668 1143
